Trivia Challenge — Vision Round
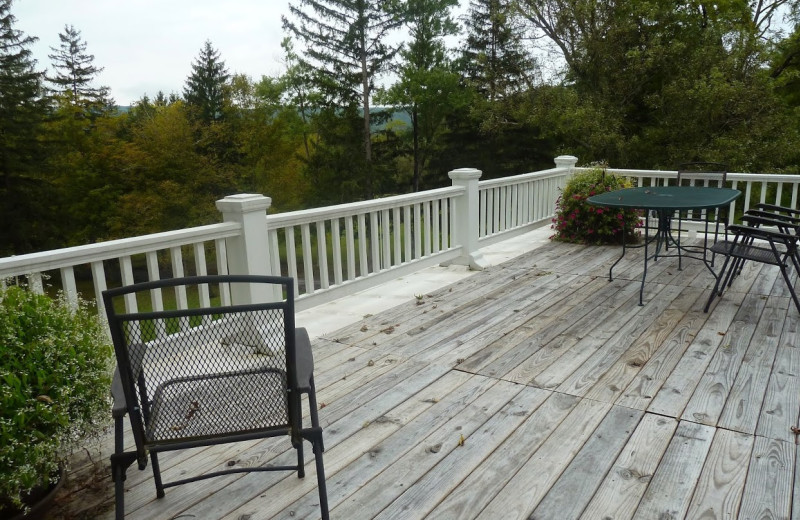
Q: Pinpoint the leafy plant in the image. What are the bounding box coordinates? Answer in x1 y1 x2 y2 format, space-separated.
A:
0 286 113 515
551 167 641 244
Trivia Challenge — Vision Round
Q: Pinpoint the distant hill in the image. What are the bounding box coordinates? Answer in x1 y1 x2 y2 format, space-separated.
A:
113 105 413 132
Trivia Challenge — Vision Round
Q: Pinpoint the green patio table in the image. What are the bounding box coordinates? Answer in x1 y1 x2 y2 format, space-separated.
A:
587 185 741 305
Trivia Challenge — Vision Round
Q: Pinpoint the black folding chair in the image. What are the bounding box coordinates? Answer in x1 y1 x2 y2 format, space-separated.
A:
104 275 329 520
704 225 800 314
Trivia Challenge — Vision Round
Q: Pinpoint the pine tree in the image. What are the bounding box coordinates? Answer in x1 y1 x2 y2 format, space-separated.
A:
462 0 533 102
47 24 112 112
0 0 50 254
282 0 404 198
183 40 230 123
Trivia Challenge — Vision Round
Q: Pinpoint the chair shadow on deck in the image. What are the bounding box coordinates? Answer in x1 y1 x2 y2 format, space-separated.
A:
103 275 329 520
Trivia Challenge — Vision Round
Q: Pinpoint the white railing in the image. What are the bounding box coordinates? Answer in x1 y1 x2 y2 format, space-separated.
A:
6 156 800 318
478 166 571 245
265 186 464 310
0 223 240 320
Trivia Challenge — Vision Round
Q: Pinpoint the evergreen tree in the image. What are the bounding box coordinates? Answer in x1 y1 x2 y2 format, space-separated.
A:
183 40 230 123
461 0 533 102
47 24 112 112
0 0 50 254
283 0 404 198
381 0 466 191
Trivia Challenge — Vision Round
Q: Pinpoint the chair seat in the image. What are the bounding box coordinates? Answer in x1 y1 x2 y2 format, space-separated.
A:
710 240 784 267
147 368 288 443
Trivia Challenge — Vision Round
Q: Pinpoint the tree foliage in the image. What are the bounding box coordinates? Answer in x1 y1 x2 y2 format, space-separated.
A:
0 0 50 255
6 0 800 257
379 0 466 191
462 0 534 102
283 0 404 198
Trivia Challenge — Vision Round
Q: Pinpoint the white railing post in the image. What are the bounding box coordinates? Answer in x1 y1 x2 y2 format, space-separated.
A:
554 155 579 173
215 194 276 303
445 168 490 270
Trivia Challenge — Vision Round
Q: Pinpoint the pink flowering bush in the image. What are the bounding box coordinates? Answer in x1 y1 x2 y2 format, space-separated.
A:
551 167 641 245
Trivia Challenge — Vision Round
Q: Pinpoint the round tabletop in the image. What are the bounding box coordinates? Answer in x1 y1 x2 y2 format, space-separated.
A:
587 186 741 210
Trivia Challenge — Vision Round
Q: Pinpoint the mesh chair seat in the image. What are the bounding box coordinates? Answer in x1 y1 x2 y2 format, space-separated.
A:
710 240 785 267
147 368 287 443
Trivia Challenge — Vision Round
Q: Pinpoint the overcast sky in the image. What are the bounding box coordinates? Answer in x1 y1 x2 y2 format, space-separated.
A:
13 0 471 106
12 0 301 105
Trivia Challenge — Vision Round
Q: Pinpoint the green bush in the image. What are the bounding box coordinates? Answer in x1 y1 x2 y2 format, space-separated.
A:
551 167 641 244
0 286 113 514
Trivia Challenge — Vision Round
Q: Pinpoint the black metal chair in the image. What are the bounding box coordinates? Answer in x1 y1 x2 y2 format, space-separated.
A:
672 162 729 265
104 275 329 520
735 210 800 273
704 224 800 314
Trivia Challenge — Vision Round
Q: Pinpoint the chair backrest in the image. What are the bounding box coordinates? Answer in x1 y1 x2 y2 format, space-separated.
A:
676 162 728 187
103 275 299 455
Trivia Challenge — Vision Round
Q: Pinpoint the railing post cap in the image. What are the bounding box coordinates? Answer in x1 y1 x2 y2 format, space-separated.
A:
215 194 272 213
554 155 579 168
448 168 483 180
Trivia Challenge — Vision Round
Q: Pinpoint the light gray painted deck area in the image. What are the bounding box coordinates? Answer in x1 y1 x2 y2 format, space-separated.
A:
55 237 800 519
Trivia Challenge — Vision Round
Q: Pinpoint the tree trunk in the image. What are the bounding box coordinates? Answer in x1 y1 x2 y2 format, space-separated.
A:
412 105 420 192
361 47 373 199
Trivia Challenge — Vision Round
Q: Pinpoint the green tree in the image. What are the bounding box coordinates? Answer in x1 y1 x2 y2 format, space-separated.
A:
283 0 403 198
380 0 467 191
0 0 50 255
461 0 533 102
47 24 112 112
279 37 321 161
183 40 230 123
514 0 797 170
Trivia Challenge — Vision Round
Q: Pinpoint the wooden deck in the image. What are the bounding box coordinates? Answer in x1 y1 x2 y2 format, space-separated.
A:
54 238 800 519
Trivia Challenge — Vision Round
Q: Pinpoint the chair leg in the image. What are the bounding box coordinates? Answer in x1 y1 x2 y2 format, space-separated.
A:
778 264 800 314
705 254 734 312
296 440 305 479
110 414 137 520
312 434 329 520
150 451 165 498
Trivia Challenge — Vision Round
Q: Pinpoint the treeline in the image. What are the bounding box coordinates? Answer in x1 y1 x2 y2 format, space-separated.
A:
3 0 800 256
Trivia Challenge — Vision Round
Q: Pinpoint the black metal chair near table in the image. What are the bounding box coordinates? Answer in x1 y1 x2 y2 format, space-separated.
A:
103 275 329 520
671 162 729 265
704 224 800 314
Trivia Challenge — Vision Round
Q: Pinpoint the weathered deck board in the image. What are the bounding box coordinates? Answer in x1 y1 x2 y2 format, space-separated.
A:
685 428 754 520
53 238 800 520
631 421 715 519
581 413 678 520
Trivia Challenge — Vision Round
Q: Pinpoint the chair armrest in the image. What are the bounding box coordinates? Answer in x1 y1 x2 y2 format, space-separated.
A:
294 327 315 392
728 224 799 244
741 213 800 232
746 209 800 225
111 367 128 418
754 203 800 217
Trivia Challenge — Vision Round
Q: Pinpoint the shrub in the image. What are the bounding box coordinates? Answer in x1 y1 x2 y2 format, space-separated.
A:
0 286 113 515
551 167 641 244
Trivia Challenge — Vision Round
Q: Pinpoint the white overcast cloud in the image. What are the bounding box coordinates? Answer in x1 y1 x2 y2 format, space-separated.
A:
12 0 470 106
12 0 292 105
